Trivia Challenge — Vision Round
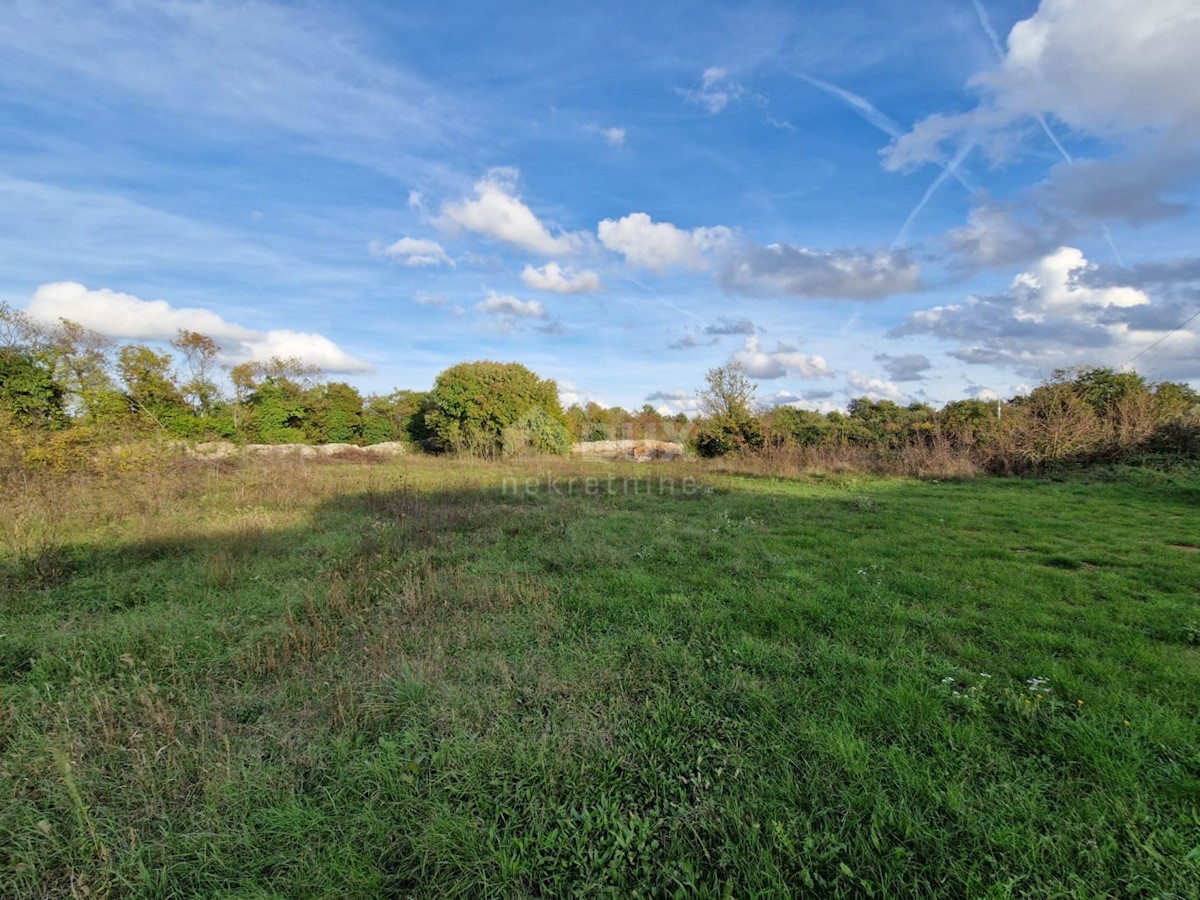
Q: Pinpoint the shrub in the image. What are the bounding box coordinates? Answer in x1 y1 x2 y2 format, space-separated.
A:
424 361 567 456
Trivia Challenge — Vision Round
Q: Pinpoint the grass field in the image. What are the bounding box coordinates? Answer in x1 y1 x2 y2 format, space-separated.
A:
2 456 1199 897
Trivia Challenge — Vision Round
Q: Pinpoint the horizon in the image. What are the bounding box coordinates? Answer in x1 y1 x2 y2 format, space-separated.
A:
3 0 1198 416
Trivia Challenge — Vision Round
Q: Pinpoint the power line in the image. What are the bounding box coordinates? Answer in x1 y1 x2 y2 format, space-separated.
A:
1124 307 1200 368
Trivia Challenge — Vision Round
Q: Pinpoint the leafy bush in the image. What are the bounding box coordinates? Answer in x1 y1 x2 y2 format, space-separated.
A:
423 361 567 456
502 406 571 457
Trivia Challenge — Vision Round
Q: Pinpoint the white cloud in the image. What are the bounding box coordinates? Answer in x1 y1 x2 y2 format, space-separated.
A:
377 236 452 267
646 389 702 417
947 201 1079 269
521 262 602 294
597 212 733 272
439 168 581 257
1010 247 1147 318
730 335 833 380
680 67 746 114
979 0 1200 136
886 0 1200 170
966 386 1001 401
719 244 921 300
25 281 372 373
474 291 548 319
891 247 1200 379
764 389 838 412
587 124 626 147
846 372 911 403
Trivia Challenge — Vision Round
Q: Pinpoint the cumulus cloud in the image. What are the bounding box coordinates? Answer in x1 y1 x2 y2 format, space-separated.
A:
730 335 833 380
597 212 733 272
1036 146 1200 225
679 67 746 114
965 385 1002 401
474 291 547 319
1079 257 1200 292
646 389 702 417
764 388 838 412
891 247 1200 380
719 244 921 300
25 281 372 373
520 262 602 294
885 0 1200 172
874 353 932 382
439 168 582 257
846 372 911 404
946 201 1080 269
376 236 453 266
472 290 563 334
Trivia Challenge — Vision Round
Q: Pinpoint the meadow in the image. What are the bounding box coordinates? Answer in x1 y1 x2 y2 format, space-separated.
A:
1 454 1198 897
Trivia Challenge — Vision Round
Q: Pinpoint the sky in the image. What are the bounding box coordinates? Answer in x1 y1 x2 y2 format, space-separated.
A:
2 0 1199 415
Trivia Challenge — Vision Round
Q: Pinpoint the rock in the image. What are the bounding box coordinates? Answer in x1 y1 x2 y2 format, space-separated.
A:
363 441 407 455
572 439 687 462
184 440 408 459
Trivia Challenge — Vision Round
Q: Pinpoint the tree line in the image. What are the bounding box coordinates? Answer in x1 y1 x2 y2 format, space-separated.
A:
3 301 1198 474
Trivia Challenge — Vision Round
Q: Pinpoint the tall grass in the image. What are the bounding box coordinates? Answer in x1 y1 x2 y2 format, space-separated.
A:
2 454 1199 896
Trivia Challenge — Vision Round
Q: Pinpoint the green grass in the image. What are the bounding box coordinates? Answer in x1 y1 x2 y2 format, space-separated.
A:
2 457 1199 897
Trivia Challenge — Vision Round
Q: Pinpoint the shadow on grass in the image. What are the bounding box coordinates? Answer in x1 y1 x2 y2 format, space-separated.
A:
3 462 1200 897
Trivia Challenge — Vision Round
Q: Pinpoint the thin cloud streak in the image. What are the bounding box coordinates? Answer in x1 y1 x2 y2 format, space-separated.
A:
800 72 977 241
894 139 976 248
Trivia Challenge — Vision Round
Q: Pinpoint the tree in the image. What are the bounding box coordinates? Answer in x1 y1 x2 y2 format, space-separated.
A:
46 318 117 419
692 362 764 457
0 347 66 430
423 361 567 456
305 381 364 444
170 330 221 413
118 344 192 432
228 357 320 443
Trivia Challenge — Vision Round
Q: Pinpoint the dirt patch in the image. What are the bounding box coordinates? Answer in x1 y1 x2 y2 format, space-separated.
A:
1168 543 1200 552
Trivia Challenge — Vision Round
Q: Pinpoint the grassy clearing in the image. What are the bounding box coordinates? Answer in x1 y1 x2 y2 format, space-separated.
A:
2 456 1198 897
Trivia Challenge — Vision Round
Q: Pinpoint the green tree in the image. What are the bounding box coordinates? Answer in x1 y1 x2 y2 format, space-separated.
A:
305 381 364 444
692 363 764 457
0 347 66 430
228 357 320 443
424 361 567 456
117 344 195 434
46 319 117 420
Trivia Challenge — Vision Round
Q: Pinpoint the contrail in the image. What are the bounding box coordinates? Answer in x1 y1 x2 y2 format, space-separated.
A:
894 138 976 248
618 275 705 324
969 0 1124 265
800 73 978 242
800 75 904 138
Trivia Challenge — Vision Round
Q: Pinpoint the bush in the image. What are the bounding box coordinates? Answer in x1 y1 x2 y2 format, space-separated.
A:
424 361 567 456
502 406 571 457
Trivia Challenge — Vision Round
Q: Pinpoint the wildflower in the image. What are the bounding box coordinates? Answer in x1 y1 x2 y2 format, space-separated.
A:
1026 676 1049 692
941 676 955 685
1077 699 1084 707
979 673 992 678
1124 720 1131 727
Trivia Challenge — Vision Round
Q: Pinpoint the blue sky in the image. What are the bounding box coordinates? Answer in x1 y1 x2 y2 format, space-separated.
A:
2 0 1198 414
